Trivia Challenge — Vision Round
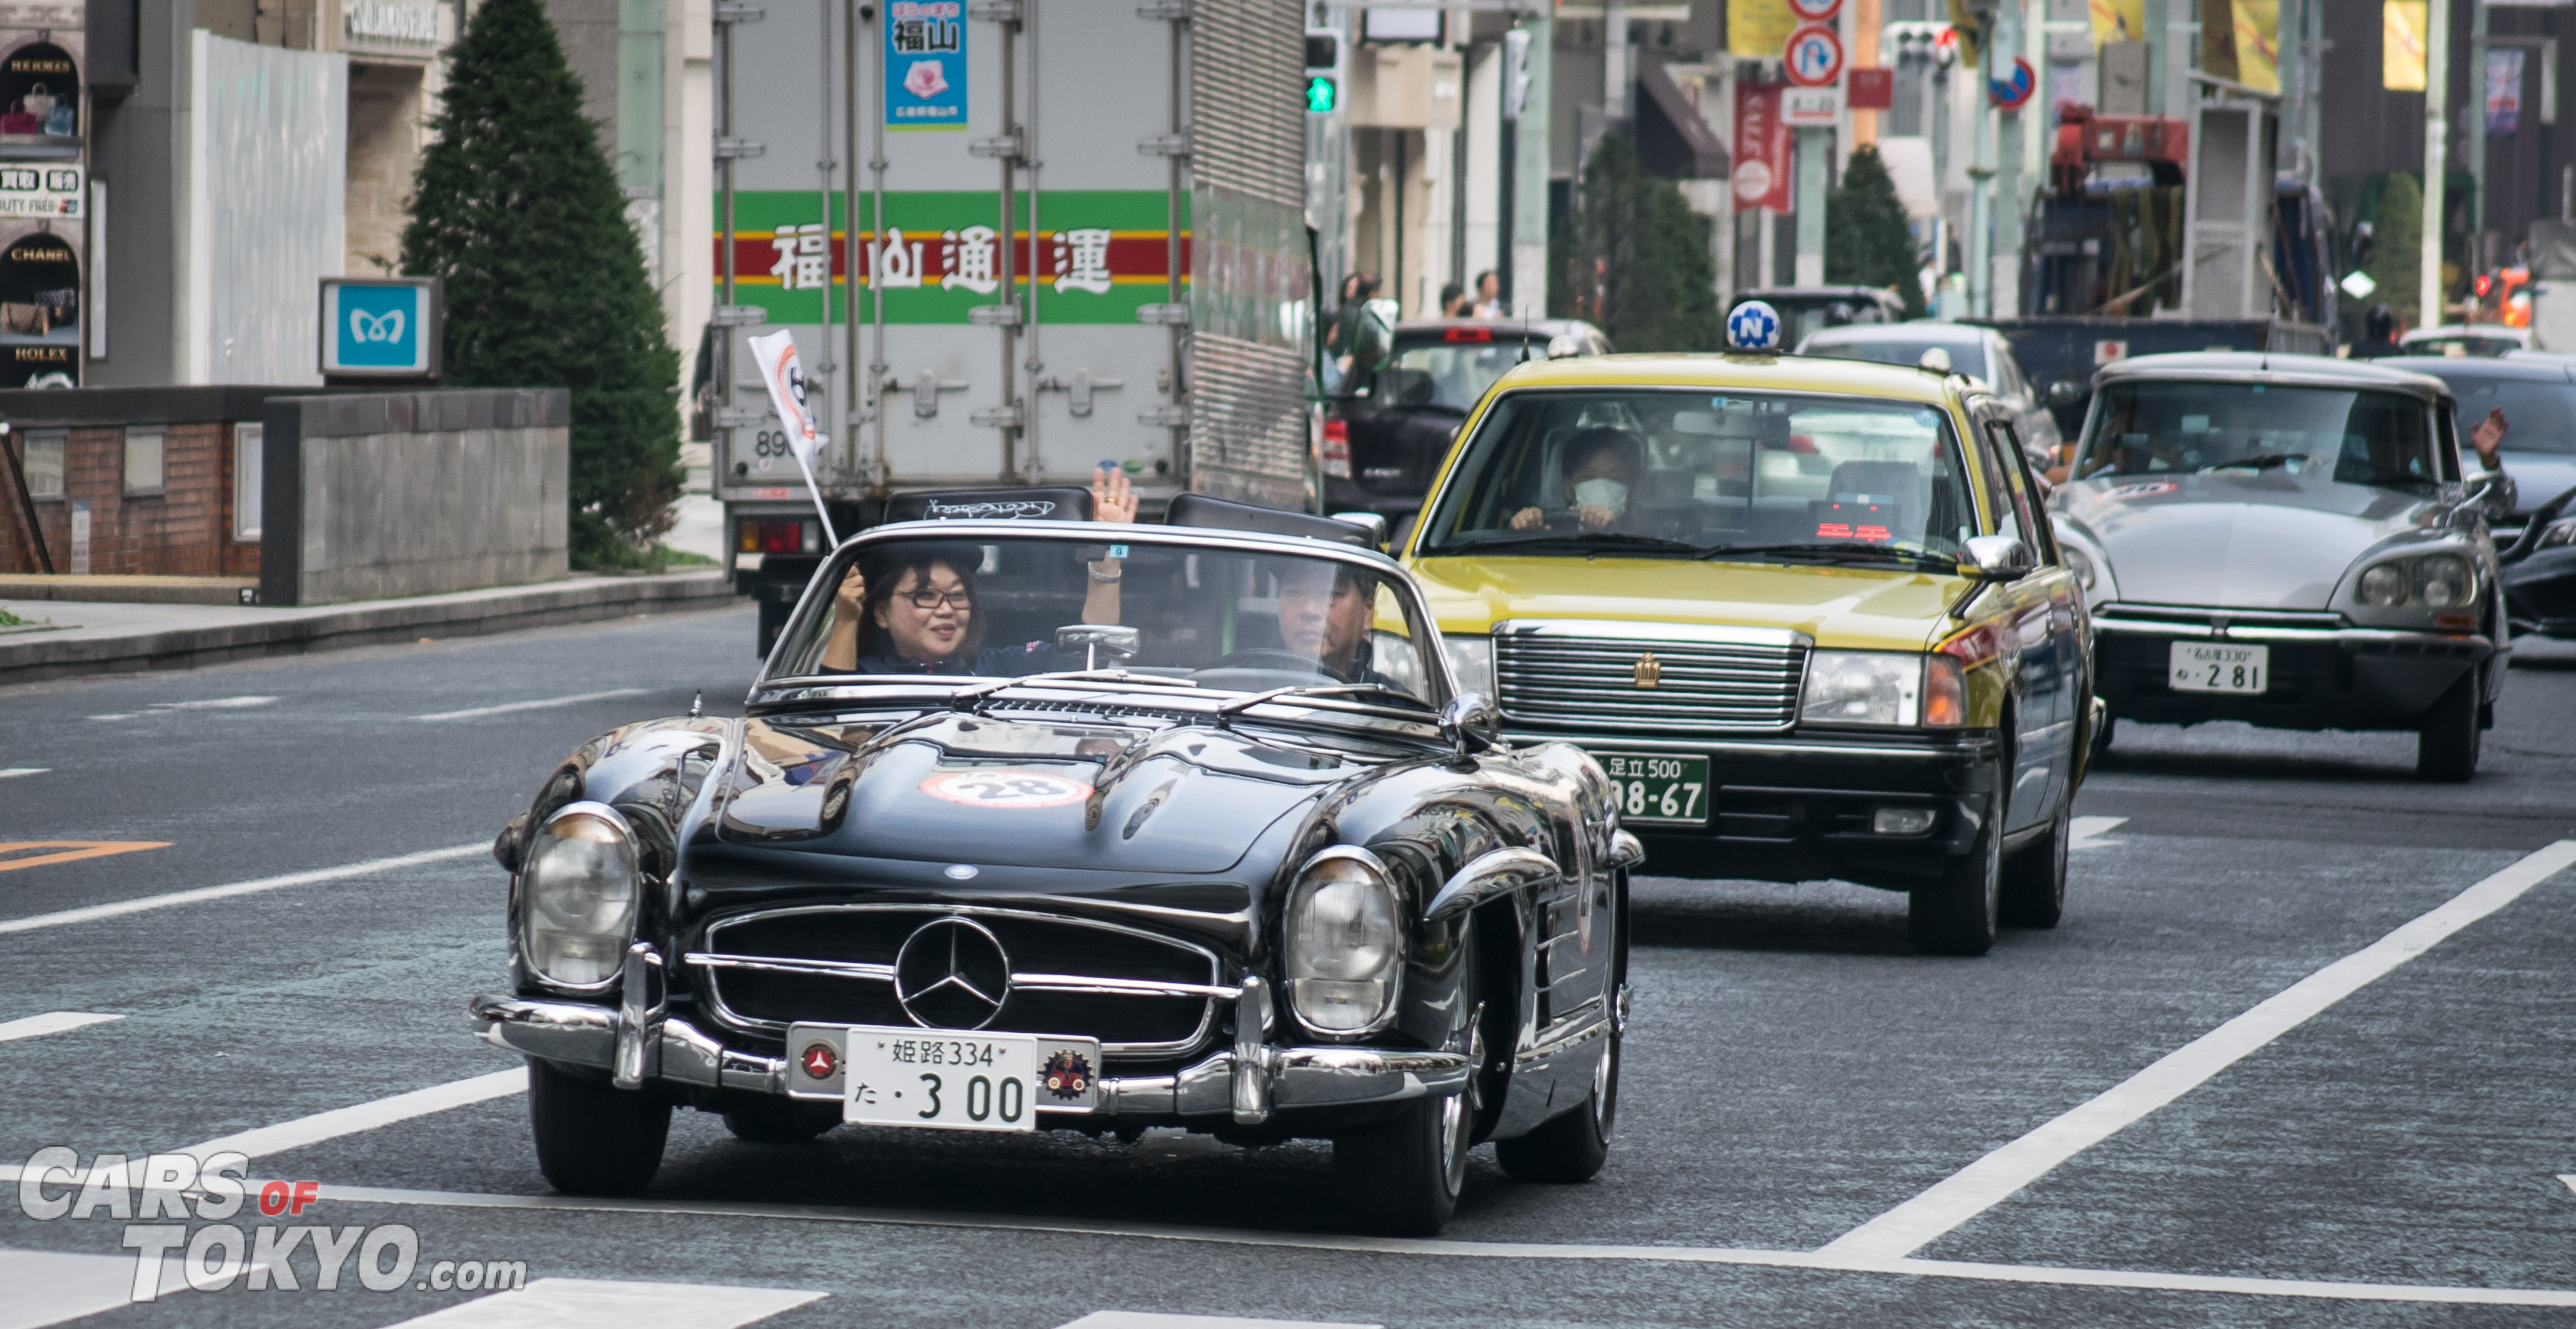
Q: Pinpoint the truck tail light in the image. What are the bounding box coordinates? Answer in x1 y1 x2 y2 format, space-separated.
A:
737 518 820 555
1925 621 2004 728
1321 418 1351 478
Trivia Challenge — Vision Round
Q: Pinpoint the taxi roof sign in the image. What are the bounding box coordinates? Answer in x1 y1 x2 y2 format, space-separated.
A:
1725 299 1783 352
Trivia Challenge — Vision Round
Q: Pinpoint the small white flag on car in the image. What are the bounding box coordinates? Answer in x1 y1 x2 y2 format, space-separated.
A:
744 329 838 547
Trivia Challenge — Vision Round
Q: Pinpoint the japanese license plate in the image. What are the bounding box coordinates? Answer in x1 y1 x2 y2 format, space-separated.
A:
1596 751 1710 825
831 1026 1101 1131
2169 642 2268 694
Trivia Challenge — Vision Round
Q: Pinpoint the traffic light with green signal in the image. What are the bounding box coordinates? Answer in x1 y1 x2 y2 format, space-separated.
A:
1303 30 1340 115
1305 73 1338 113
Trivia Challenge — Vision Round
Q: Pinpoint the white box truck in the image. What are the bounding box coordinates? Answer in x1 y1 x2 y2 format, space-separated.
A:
711 0 1317 651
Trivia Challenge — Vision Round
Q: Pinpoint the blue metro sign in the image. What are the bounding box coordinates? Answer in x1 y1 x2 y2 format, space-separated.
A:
319 277 441 377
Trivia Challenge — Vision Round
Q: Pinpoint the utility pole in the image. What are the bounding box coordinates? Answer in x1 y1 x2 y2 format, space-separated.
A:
2425 0 2451 329
1968 11 1995 315
1510 12 1553 318
2469 0 2490 268
2141 0 2165 115
1992 0 2024 317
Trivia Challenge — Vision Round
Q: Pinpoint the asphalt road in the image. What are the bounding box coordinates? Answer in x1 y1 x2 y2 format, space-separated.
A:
3 607 2574 1328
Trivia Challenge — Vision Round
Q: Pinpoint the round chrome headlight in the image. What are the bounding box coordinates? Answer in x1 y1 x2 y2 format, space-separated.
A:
2412 554 2474 609
1283 848 1403 1035
520 803 641 988
2358 563 2410 607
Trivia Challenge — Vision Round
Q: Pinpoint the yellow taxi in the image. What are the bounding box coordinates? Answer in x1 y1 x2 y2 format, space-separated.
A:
1399 321 2098 955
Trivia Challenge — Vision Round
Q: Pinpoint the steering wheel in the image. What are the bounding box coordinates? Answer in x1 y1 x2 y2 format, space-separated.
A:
1203 648 1349 683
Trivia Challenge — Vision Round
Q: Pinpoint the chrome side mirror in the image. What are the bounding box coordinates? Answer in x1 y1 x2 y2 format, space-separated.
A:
1054 623 1141 670
1960 535 2035 579
1330 511 1390 548
1439 691 1501 755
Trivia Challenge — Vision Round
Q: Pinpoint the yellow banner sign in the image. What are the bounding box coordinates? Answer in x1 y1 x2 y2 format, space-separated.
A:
2385 0 2428 92
1729 0 1799 59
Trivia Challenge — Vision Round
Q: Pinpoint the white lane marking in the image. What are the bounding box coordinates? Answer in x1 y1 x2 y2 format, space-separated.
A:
0 1168 2570 1307
1819 838 2576 1265
0 768 45 779
1059 1315 1380 1329
0 1249 151 1329
90 696 279 721
0 842 486 937
0 1011 121 1043
2067 814 2127 849
414 688 651 722
375 1277 824 1329
175 1068 528 1161
2560 1174 2576 1197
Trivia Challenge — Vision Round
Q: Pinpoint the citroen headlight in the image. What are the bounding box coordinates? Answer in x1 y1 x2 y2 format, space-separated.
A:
1799 651 1922 727
519 802 641 988
2060 543 2098 591
1283 848 1403 1034
2412 554 2474 608
1441 633 1495 698
2353 551 2478 610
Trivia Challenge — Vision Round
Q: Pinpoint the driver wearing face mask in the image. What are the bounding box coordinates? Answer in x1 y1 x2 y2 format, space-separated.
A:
1509 428 1646 531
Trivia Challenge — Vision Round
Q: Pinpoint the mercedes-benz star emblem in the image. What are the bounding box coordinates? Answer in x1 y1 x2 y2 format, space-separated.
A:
894 917 1013 1030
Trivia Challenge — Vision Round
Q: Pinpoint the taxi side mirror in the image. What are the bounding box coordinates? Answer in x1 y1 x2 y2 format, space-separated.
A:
1961 535 2035 579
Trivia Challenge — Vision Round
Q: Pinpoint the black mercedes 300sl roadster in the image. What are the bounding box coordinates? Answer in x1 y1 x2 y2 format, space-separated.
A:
471 507 1639 1234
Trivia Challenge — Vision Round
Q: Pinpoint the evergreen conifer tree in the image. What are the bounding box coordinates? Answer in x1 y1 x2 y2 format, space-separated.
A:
1552 136 1722 351
402 0 681 568
1825 145 1925 318
2365 172 2425 328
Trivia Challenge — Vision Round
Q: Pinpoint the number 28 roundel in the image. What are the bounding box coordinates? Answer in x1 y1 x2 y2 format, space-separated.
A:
920 768 1095 809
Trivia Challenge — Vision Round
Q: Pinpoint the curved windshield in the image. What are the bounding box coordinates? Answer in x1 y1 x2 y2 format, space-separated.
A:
2073 382 2445 487
1415 388 1982 568
1362 335 1548 410
1804 336 1989 381
770 533 1443 707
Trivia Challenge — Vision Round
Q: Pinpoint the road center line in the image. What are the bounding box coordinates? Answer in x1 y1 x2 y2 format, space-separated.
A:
175 1068 528 1161
0 768 46 779
1818 838 2576 1265
415 688 652 721
0 842 488 936
0 1011 121 1043
0 1170 2553 1307
0 841 173 875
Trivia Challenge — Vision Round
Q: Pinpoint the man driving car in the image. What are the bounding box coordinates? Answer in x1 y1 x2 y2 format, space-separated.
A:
1275 561 1393 686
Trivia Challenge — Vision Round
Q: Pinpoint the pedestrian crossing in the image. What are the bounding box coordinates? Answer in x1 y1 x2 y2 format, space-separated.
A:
0 1251 1379 1329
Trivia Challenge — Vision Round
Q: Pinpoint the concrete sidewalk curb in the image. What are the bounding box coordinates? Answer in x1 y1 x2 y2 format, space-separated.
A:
0 572 740 686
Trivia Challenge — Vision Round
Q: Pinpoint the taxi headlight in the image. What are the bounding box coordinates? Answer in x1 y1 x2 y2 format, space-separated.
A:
519 803 641 989
1799 651 1922 727
2358 563 2411 607
1441 633 1494 698
2411 554 2474 608
1283 848 1403 1034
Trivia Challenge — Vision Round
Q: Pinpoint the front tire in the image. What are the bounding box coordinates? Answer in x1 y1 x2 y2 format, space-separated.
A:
1495 1032 1619 1183
1999 798 2069 928
528 1058 670 1196
1333 1088 1470 1236
1911 790 2002 956
2417 672 2482 782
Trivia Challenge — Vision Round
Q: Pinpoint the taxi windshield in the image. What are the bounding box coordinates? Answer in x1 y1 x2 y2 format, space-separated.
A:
2072 382 2446 488
768 532 1443 707
1363 335 1548 410
1415 388 1979 568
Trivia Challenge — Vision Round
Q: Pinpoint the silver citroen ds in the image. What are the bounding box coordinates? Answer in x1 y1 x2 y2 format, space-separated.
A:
2048 353 2508 781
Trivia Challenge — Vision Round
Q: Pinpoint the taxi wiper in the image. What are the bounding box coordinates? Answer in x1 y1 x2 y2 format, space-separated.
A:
2201 453 2303 472
1699 541 1961 570
1455 530 1706 555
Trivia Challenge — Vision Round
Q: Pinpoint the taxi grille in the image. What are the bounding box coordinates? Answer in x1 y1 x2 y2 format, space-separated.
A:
690 906 1221 1056
1494 632 1808 732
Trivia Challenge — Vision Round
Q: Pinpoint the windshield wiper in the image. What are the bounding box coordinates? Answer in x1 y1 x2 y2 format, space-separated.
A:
2201 453 2304 472
948 669 1178 711
1699 541 1961 570
1214 682 1431 718
1448 530 1707 556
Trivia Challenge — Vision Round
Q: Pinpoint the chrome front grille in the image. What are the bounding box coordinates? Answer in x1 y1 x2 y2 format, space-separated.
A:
689 905 1225 1058
1493 621 1809 733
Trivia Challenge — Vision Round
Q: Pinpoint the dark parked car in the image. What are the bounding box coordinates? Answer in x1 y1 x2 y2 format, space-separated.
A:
1326 319 1609 528
471 504 1636 1236
2388 354 2576 638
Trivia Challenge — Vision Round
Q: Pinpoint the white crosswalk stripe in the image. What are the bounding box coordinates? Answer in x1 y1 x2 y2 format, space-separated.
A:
0 1250 188 1329
0 1011 121 1043
374 1277 824 1328
1055 1316 1381 1329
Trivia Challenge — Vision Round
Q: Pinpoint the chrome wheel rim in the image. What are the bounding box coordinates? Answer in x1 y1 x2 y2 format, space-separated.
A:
1437 1089 1468 1194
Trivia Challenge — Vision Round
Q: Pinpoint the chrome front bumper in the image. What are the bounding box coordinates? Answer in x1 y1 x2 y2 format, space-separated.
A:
469 993 1469 1122
2093 614 2496 661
